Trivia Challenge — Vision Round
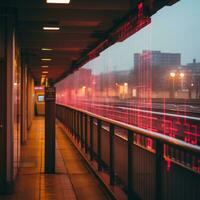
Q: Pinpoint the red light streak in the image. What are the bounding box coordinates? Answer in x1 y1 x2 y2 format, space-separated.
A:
55 34 200 174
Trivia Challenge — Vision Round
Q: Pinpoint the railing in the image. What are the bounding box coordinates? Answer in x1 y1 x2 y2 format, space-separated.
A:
56 104 200 200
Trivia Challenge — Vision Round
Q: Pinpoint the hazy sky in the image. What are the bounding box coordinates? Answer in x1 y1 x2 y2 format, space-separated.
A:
85 0 200 74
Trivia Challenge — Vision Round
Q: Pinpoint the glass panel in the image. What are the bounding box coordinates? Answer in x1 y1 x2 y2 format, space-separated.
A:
56 0 200 147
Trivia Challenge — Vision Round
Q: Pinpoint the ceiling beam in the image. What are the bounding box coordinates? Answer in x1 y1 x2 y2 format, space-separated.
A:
20 40 91 48
17 9 126 22
11 0 130 10
19 32 96 42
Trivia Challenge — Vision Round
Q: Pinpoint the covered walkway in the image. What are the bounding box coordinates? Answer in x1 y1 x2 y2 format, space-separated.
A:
0 117 111 200
0 1 200 200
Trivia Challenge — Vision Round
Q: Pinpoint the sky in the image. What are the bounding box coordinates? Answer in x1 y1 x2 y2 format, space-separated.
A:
84 0 200 74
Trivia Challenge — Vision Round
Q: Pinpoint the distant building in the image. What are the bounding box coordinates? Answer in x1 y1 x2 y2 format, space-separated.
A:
186 59 200 71
134 50 181 68
186 59 200 99
133 50 181 99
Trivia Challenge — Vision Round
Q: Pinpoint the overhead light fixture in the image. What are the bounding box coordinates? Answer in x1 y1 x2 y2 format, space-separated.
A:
41 48 53 51
46 0 70 4
41 58 52 61
43 27 60 31
42 71 49 74
41 66 49 68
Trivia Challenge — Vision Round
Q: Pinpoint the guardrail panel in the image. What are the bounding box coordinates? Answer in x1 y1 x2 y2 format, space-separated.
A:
56 104 200 200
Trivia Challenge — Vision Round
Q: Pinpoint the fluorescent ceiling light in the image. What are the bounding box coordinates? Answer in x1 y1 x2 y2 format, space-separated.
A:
41 65 49 68
41 48 53 51
46 0 70 4
41 58 52 61
42 71 49 74
43 27 60 31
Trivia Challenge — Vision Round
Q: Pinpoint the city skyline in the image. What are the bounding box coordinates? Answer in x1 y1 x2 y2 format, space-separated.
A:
84 0 200 74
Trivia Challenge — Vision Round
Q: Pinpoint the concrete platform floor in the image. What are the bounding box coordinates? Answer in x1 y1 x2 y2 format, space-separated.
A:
0 117 111 200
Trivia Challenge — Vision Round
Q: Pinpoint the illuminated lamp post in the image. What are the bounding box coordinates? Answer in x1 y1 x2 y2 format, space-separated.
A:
82 86 86 97
124 82 128 98
115 83 119 97
189 82 194 99
170 72 176 98
179 72 184 91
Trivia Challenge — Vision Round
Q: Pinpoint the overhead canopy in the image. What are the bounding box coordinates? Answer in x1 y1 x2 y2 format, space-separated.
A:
0 0 179 84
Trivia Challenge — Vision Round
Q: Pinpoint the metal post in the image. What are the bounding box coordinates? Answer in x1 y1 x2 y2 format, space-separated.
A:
73 110 75 137
97 119 102 171
76 111 78 141
128 130 133 200
70 110 73 133
74 111 77 140
45 86 56 174
155 141 163 200
64 108 67 129
71 110 73 133
77 112 80 143
85 114 88 154
109 124 115 185
90 117 94 161
69 109 71 132
80 113 84 148
0 59 7 193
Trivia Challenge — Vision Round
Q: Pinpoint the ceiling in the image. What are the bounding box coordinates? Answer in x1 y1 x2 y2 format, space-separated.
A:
1 0 179 84
11 0 131 83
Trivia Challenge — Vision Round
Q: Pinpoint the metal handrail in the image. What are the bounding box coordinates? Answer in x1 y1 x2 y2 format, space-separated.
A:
76 100 200 121
57 103 200 154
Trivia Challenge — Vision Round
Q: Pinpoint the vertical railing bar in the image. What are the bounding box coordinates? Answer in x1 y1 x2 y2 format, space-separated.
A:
128 130 134 200
70 109 72 133
73 110 75 137
69 109 71 133
80 112 84 148
97 119 102 171
66 108 68 130
71 110 73 132
75 111 78 141
67 108 69 130
85 114 88 154
90 116 94 161
156 140 163 200
77 111 80 143
74 110 76 139
109 123 115 185
65 108 67 128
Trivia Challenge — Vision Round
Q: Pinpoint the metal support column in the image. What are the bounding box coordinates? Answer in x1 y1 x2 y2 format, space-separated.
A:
97 120 102 171
45 86 56 174
109 124 115 185
128 130 134 200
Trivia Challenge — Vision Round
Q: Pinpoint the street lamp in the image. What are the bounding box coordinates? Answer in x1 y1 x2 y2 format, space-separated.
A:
124 82 128 97
170 72 176 78
170 72 176 98
179 73 184 90
81 86 86 97
180 73 184 78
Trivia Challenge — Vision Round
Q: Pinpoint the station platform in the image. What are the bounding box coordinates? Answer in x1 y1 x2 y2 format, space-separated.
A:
0 117 111 200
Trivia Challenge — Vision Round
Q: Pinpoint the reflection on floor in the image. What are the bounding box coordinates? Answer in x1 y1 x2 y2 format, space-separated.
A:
0 117 110 200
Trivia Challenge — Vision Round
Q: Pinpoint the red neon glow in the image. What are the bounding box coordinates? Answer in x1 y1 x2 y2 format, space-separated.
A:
137 2 143 18
55 6 200 173
34 86 44 90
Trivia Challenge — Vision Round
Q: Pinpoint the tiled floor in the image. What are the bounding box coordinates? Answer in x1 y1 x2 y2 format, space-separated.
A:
0 117 110 200
56 124 111 200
